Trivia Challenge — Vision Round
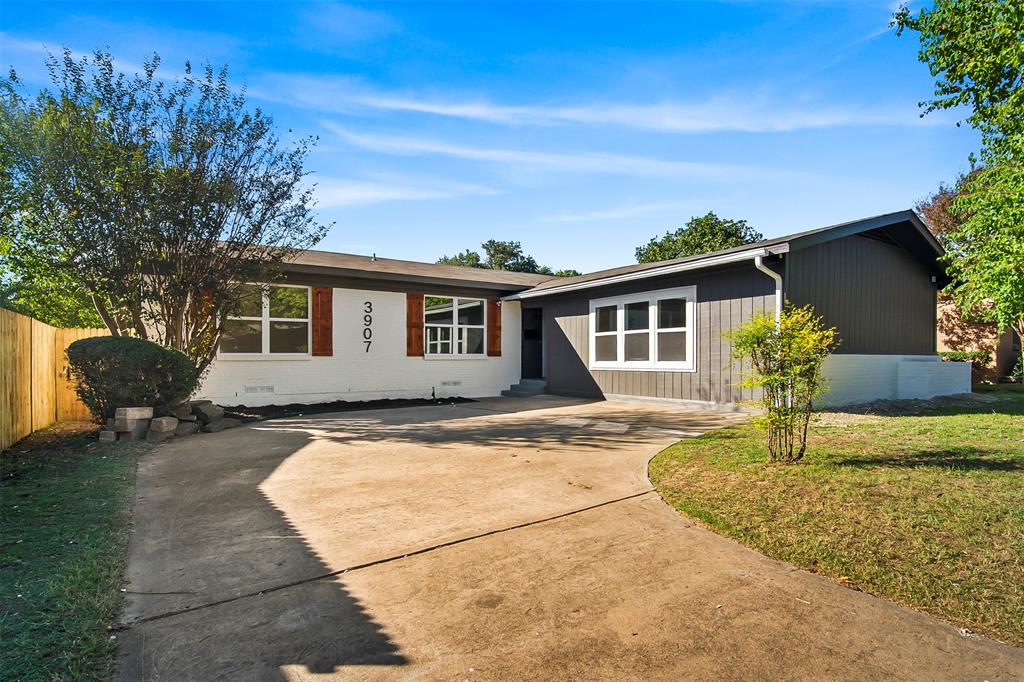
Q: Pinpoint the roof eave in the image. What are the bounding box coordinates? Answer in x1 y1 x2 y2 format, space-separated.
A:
281 263 543 293
506 244 789 300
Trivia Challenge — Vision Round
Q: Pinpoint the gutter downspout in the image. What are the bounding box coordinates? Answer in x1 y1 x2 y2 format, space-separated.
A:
754 253 789 409
754 255 783 327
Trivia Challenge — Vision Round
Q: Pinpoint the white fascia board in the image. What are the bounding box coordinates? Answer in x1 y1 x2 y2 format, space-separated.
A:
506 244 788 301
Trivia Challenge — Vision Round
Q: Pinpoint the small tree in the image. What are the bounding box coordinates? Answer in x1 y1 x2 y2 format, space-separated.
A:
729 306 837 463
2 50 329 375
635 212 762 263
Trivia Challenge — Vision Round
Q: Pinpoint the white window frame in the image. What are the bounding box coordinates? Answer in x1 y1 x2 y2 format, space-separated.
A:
219 283 312 357
424 295 487 359
588 285 696 372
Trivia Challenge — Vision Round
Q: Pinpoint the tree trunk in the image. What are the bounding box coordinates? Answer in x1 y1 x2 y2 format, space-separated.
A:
90 294 121 336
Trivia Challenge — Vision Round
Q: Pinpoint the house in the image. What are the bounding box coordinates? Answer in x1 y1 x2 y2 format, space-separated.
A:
936 300 1021 383
197 210 971 408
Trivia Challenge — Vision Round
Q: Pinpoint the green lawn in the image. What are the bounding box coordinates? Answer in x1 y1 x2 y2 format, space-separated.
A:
650 385 1024 646
1 424 147 681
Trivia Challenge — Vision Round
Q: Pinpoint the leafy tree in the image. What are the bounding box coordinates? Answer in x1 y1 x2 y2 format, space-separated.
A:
437 239 576 276
896 1 1024 342
2 50 328 374
0 242 103 327
479 239 540 272
943 160 1024 342
894 0 1023 145
436 249 483 268
635 212 763 263
915 176 968 240
729 305 837 463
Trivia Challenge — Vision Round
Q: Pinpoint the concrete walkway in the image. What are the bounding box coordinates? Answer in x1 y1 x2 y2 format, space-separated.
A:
116 396 1023 681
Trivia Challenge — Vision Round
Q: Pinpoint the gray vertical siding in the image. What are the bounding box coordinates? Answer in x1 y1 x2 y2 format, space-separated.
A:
786 234 937 355
542 264 775 404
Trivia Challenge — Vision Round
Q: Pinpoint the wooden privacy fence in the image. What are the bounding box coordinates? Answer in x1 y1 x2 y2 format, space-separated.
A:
1 308 106 451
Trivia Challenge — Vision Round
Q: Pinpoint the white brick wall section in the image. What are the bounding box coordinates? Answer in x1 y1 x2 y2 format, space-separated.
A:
819 354 971 407
197 288 523 406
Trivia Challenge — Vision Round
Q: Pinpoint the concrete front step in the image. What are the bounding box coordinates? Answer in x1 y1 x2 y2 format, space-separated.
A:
502 379 548 397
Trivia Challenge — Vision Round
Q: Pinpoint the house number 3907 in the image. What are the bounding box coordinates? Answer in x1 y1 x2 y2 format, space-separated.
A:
363 301 373 352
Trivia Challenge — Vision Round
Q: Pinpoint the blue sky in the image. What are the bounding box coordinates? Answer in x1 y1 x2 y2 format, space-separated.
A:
1 1 976 273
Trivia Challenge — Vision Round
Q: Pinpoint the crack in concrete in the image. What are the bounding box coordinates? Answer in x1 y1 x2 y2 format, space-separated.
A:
125 488 657 627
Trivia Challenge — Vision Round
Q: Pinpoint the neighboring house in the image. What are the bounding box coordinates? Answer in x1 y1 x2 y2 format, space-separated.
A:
198 210 970 408
936 301 1021 383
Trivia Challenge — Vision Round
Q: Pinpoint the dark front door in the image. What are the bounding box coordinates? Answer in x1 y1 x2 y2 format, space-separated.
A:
521 307 544 379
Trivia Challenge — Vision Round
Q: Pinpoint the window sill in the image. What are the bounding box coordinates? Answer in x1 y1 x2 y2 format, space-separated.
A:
217 354 313 362
589 364 696 373
423 354 489 361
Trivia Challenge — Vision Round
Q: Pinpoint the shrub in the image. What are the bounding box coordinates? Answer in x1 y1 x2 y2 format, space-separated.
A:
729 305 837 463
938 350 991 365
66 336 198 422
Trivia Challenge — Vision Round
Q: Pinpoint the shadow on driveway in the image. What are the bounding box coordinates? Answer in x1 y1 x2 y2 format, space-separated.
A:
116 422 408 679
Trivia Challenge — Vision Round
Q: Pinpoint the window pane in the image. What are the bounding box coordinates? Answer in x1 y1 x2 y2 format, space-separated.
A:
234 285 263 318
221 319 262 353
595 305 617 333
595 335 617 361
457 298 484 325
461 327 485 354
625 332 649 361
270 321 308 353
658 298 686 329
625 302 649 331
426 326 452 354
425 297 454 325
657 331 686 362
269 286 308 319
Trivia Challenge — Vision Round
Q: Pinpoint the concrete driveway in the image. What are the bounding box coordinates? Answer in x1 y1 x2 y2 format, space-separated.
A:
116 396 1023 681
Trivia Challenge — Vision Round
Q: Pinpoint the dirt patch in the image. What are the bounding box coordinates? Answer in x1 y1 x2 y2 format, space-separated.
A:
223 396 475 421
827 392 999 416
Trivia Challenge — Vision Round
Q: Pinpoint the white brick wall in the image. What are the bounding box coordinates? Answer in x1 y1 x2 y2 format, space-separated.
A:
819 354 971 407
197 287 522 406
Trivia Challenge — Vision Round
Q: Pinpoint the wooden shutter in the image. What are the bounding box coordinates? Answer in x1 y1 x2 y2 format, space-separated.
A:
311 287 333 356
486 299 502 357
406 293 424 356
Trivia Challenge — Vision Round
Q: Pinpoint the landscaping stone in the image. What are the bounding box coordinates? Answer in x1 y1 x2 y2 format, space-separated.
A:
178 414 198 422
174 421 200 437
114 417 151 433
191 401 224 424
201 417 240 433
149 416 179 433
119 429 147 442
115 406 154 420
99 430 117 442
173 405 194 420
146 429 175 443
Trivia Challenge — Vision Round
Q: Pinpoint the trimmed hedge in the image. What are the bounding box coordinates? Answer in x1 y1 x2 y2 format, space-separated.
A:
938 350 991 365
66 336 198 422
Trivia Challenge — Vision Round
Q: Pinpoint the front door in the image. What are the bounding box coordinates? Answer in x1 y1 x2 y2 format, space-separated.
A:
521 307 544 379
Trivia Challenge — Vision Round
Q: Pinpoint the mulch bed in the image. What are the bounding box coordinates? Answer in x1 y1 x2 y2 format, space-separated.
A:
223 396 475 422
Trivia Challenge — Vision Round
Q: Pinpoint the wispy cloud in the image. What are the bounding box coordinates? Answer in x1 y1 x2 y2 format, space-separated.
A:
298 3 400 44
253 72 938 133
0 33 144 76
314 175 499 208
541 201 690 223
324 124 799 181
